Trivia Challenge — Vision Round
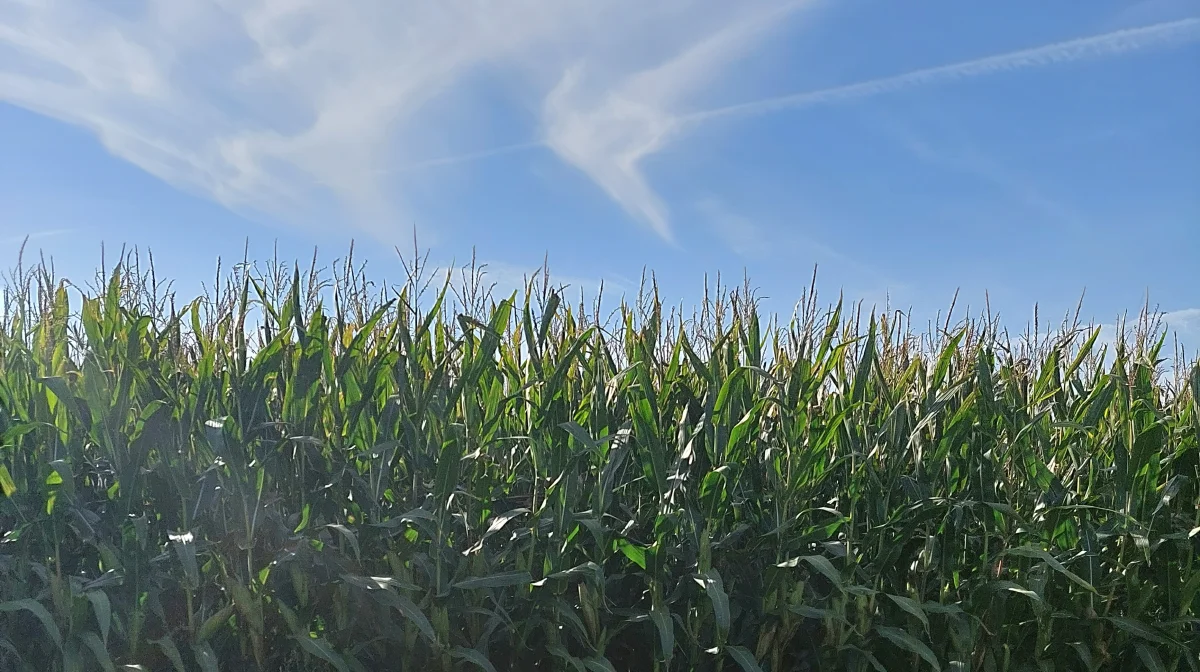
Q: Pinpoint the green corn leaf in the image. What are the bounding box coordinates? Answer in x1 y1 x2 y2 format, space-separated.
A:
875 626 940 671
789 604 835 620
1003 546 1096 594
203 418 227 458
886 594 930 632
990 581 1042 602
851 317 877 405
1106 616 1170 645
63 643 84 672
582 657 618 672
79 632 115 672
433 439 462 503
293 636 349 672
368 589 436 643
1135 643 1167 672
616 539 648 570
726 645 764 672
293 503 311 533
466 508 529 555
776 555 843 592
324 523 361 562
0 465 16 498
452 571 533 591
931 330 965 391
150 637 186 672
548 644 585 672
196 603 234 643
540 561 603 586
650 606 674 662
0 599 62 650
169 531 200 590
49 459 75 497
840 645 887 672
452 646 498 672
694 569 730 634
1067 642 1096 672
85 591 111 644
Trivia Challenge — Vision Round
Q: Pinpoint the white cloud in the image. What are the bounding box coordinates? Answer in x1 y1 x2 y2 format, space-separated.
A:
538 14 1198 241
1164 308 1200 336
1090 307 1199 373
540 1 814 242
0 0 812 244
2 4 1196 247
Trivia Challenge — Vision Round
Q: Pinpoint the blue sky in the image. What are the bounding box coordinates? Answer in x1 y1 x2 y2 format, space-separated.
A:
1 0 1198 354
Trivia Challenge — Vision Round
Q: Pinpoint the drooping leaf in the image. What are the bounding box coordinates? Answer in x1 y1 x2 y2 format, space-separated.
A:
726 645 764 672
1106 616 1170 645
452 646 498 672
886 594 930 632
0 599 62 650
650 606 674 662
875 626 940 671
86 591 112 644
79 632 116 672
694 569 730 633
452 571 533 591
582 656 618 672
150 637 186 672
293 635 350 672
168 531 200 590
776 555 843 592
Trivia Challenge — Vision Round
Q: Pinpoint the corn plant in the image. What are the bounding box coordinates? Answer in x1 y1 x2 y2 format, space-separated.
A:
0 245 1196 671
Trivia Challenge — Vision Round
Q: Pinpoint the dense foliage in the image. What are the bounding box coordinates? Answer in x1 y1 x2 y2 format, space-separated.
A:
0 248 1197 671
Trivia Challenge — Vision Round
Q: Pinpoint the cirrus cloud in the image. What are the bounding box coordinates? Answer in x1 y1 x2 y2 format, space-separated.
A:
0 0 811 243
2 3 1196 245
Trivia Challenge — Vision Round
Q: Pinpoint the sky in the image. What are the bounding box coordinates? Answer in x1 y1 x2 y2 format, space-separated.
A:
1 0 1198 357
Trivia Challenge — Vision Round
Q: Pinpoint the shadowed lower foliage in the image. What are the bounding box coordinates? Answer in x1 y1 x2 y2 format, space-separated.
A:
0 246 1197 671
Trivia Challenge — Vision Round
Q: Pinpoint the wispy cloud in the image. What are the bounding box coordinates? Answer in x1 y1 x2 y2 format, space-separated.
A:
1 5 1196 246
1164 308 1200 335
541 1 814 242
1 1 612 242
696 198 769 258
538 15 1198 240
0 0 811 243
869 118 1090 232
693 197 895 297
684 17 1200 124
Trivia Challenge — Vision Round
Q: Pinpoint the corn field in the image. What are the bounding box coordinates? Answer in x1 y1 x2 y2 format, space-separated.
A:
0 246 1197 671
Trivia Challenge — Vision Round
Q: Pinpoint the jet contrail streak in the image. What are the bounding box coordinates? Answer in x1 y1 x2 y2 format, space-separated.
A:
683 17 1200 124
386 142 544 173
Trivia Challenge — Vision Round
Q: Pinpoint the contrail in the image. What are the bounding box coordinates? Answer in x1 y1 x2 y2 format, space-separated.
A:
385 141 543 173
377 18 1198 174
2 228 77 245
683 17 1200 124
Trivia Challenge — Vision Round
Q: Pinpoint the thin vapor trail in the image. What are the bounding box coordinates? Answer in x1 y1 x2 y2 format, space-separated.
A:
682 17 1200 124
376 19 1198 179
385 142 544 173
2 228 77 245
